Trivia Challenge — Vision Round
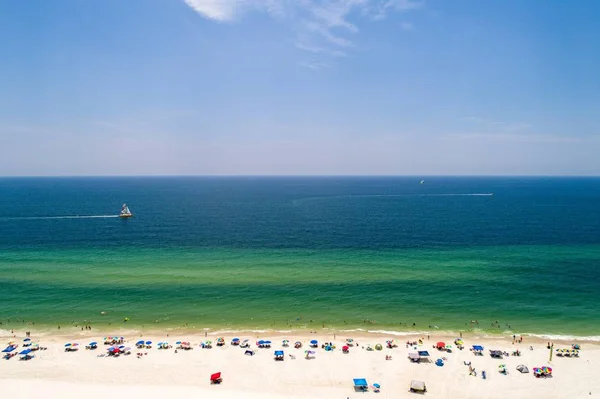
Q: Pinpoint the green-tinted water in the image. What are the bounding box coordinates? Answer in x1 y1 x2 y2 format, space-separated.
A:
2 245 599 337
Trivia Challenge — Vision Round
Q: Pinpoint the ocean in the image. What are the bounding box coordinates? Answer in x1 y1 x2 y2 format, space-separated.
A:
0 176 599 338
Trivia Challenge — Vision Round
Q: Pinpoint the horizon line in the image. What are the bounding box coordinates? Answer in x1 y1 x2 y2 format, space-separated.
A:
0 174 599 178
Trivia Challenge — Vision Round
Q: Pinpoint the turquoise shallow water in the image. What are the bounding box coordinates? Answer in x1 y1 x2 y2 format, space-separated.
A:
0 177 599 336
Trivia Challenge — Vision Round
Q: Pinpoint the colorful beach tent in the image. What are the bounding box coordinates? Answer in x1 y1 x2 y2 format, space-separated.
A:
353 378 368 388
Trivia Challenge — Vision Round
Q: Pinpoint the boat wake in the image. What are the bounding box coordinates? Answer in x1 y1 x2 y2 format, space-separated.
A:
0 215 120 220
293 193 494 205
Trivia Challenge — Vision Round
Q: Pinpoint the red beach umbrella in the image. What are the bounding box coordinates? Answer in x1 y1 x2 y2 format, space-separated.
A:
436 342 445 348
210 372 221 381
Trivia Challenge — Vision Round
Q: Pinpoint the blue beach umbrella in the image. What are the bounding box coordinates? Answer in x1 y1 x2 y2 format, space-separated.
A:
19 349 32 355
264 340 272 344
258 340 265 345
2 347 15 353
175 341 181 345
310 340 318 345
64 343 71 347
89 342 97 346
136 340 144 345
373 383 381 389
232 338 239 342
23 338 31 342
145 341 152 345
119 345 125 349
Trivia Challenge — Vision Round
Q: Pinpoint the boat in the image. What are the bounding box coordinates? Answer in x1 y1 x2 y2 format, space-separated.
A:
119 204 133 218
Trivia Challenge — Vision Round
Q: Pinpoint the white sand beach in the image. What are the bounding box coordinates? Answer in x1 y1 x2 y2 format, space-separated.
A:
1 330 598 399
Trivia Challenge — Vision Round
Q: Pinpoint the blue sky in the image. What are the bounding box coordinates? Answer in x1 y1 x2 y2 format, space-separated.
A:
0 0 599 175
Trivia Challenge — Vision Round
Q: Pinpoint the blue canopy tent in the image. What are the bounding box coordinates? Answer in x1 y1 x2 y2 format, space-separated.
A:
274 350 284 360
2 347 16 353
19 349 32 355
472 345 484 351
353 378 368 392
417 350 430 357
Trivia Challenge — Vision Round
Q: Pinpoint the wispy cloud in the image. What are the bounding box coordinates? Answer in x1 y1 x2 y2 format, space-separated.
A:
183 0 422 61
299 61 332 70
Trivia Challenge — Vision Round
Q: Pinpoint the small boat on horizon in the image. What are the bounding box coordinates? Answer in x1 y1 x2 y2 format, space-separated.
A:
119 204 133 218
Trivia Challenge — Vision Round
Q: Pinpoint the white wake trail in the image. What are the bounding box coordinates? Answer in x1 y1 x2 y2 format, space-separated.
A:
0 215 120 220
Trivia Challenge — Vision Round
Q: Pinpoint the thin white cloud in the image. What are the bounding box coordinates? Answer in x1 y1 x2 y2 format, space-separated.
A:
183 0 422 60
299 61 332 70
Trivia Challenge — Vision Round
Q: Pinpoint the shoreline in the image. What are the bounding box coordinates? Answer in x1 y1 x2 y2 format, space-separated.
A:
3 325 600 344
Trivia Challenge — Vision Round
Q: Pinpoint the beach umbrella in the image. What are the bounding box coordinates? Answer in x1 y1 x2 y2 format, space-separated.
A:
64 343 72 347
373 383 381 389
19 349 32 355
375 344 383 351
342 345 349 351
119 345 125 349
23 338 31 342
89 342 97 346
310 340 318 345
2 347 15 353
436 342 445 348
264 340 272 344
210 372 221 381
346 338 354 342
232 338 240 342
282 339 289 344
257 340 265 345
145 341 152 345
295 341 302 345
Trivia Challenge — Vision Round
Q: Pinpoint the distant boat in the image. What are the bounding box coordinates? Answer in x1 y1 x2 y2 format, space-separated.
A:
420 180 425 184
119 204 133 218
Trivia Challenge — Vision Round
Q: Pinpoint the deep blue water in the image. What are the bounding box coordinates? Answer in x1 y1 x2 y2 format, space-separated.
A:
0 176 599 250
